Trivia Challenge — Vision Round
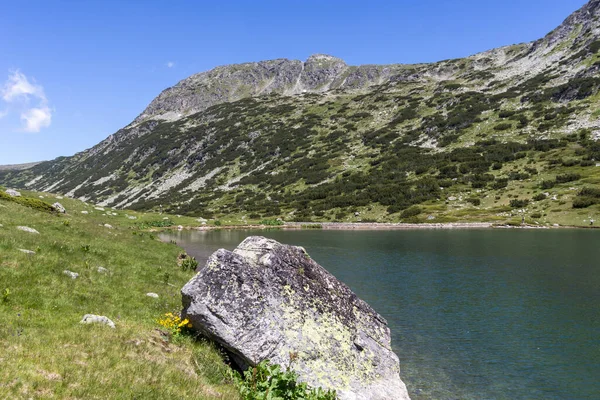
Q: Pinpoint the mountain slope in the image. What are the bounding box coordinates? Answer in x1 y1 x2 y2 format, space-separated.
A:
2 1 600 226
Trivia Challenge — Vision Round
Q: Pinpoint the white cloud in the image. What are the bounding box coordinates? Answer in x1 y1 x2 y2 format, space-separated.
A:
2 70 46 103
167 61 175 68
21 106 52 132
1 70 52 132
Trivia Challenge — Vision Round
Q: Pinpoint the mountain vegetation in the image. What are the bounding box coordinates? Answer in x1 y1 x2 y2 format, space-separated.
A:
2 1 600 227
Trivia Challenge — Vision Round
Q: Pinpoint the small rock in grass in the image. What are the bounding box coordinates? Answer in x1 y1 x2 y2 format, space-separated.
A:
19 249 35 255
80 314 116 329
52 202 66 213
95 207 105 211
146 292 159 298
56 196 63 199
63 270 79 279
103 224 113 229
163 217 169 220
127 216 137 220
97 266 109 274
81 211 89 215
17 226 39 234
6 189 21 197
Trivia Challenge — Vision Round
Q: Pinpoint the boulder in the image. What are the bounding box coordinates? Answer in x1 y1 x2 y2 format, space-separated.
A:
18 249 36 255
52 202 66 213
80 314 116 329
5 189 21 197
63 270 79 279
182 236 410 400
17 226 39 234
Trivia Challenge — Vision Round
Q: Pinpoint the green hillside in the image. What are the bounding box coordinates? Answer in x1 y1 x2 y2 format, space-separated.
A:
0 190 239 399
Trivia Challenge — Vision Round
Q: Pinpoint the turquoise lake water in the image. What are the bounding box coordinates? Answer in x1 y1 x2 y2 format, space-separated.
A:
161 229 600 400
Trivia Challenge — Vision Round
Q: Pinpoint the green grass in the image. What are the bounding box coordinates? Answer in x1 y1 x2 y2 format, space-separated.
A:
0 191 239 399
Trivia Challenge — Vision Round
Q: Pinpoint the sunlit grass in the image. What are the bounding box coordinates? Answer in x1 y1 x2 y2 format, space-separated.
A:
0 191 239 399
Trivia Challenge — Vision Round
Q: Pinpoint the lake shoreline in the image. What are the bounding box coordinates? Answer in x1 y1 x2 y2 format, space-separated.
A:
158 221 600 232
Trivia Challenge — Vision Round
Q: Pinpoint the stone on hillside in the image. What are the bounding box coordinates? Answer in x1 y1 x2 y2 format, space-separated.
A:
128 216 137 220
56 196 63 199
182 236 410 400
63 270 79 279
6 189 21 197
103 224 113 229
97 266 109 274
17 226 39 234
146 292 159 298
95 207 105 211
80 314 116 329
52 202 66 213
18 249 35 255
81 211 89 214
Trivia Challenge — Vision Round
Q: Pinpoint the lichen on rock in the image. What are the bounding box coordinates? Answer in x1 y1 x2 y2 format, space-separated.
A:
181 236 410 400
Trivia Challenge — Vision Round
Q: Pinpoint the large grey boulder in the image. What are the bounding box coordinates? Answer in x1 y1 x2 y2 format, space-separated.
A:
182 236 410 400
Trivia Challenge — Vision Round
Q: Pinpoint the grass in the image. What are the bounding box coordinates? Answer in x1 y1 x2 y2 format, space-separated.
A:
0 190 240 399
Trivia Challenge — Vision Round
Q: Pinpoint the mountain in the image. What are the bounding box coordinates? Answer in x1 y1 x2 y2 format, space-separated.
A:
2 1 600 225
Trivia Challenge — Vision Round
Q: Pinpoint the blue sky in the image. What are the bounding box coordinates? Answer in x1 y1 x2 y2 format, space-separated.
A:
0 0 587 164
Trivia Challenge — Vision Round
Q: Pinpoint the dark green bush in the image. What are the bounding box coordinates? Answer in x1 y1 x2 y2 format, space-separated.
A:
509 199 529 208
493 123 512 131
555 173 581 184
540 180 555 189
466 198 481 206
532 193 547 201
401 206 422 218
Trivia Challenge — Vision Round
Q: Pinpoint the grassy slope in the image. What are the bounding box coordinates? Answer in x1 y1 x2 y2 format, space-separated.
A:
0 191 239 399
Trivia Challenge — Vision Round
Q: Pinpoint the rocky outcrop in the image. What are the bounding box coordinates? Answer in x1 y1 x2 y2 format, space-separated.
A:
132 54 402 124
182 236 410 400
6 189 21 197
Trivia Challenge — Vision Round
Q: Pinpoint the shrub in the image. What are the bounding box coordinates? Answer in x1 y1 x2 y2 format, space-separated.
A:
466 198 481 206
401 206 422 218
573 197 597 208
231 360 336 400
555 173 581 184
540 180 555 189
493 122 512 131
491 178 509 189
532 193 547 201
178 253 199 271
531 213 542 219
509 199 529 208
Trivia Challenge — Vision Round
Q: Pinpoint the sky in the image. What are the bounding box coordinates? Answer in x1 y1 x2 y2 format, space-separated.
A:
0 0 588 164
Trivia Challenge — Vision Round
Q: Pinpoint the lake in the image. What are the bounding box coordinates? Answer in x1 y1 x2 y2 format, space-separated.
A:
161 228 600 400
